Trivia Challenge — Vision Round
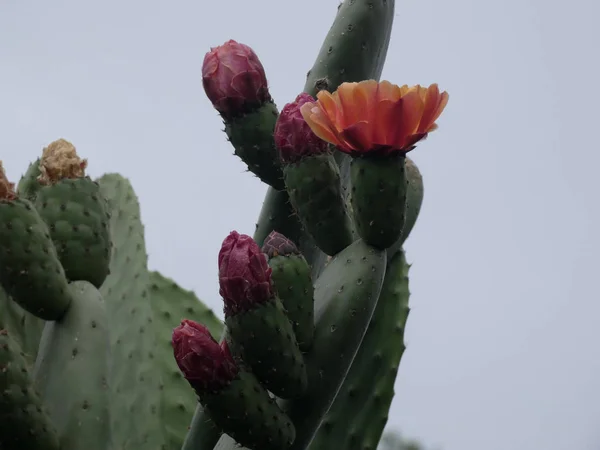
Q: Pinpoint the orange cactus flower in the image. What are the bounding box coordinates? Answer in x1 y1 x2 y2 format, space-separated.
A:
300 80 448 155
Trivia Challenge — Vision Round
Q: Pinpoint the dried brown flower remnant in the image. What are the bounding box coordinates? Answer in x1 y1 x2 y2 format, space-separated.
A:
38 138 88 185
0 161 17 201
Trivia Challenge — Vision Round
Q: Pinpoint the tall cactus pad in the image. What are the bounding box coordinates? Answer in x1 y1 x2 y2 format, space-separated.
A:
0 329 60 450
304 0 395 96
310 249 411 450
147 270 223 450
0 197 71 320
280 239 387 450
34 177 111 288
33 281 110 450
97 173 165 449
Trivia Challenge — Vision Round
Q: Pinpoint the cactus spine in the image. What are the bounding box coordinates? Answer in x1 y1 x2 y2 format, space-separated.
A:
1 0 448 449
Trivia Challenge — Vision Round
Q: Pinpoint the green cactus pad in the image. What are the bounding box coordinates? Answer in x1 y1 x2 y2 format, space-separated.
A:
268 252 315 351
16 158 42 201
97 173 165 450
387 157 424 258
147 270 224 450
279 238 387 450
33 281 110 450
304 0 395 98
34 177 111 288
350 155 408 250
253 187 303 248
226 296 307 399
181 404 223 450
310 249 411 450
283 153 353 256
0 329 60 450
0 287 45 364
225 101 285 190
0 197 72 320
201 370 296 450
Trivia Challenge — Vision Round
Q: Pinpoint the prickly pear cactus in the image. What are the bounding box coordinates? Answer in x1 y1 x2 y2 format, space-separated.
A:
0 1 447 449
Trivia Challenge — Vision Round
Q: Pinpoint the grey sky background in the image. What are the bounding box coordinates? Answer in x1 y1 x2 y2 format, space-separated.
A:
1 0 599 449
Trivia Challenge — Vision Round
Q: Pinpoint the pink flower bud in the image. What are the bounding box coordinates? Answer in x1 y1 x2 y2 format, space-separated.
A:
261 231 300 258
202 39 271 120
274 93 328 163
172 320 238 393
218 231 273 316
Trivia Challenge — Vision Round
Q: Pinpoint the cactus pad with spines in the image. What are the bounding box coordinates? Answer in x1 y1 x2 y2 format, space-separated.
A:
202 370 296 450
0 329 60 450
310 249 411 450
350 155 408 249
97 173 166 450
147 270 224 450
263 231 315 352
16 158 42 201
225 101 285 190
280 238 387 450
33 281 110 450
226 295 308 399
35 177 112 288
283 153 353 256
0 197 72 320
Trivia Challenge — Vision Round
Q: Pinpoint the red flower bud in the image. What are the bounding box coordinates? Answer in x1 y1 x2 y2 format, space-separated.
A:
261 231 300 258
274 93 328 163
218 231 273 316
172 320 238 393
202 39 271 120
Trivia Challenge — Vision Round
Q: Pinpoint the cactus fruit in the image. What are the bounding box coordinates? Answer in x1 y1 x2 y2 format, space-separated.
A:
173 320 296 450
276 93 354 256
2 0 448 449
262 231 314 351
33 281 110 450
0 329 60 450
0 162 72 320
219 231 307 399
203 40 284 190
34 139 112 288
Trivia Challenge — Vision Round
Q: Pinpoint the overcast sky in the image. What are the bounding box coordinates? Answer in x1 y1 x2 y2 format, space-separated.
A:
1 1 599 449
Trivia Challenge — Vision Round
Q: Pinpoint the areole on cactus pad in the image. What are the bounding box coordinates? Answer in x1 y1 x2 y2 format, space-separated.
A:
0 1 447 450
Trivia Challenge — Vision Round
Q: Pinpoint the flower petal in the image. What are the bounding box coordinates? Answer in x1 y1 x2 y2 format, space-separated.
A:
339 121 373 152
373 99 403 146
377 80 403 103
300 102 342 146
316 90 343 132
336 83 361 128
392 90 425 150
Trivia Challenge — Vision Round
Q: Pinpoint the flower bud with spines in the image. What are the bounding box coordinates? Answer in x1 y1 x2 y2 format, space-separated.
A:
219 231 307 399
